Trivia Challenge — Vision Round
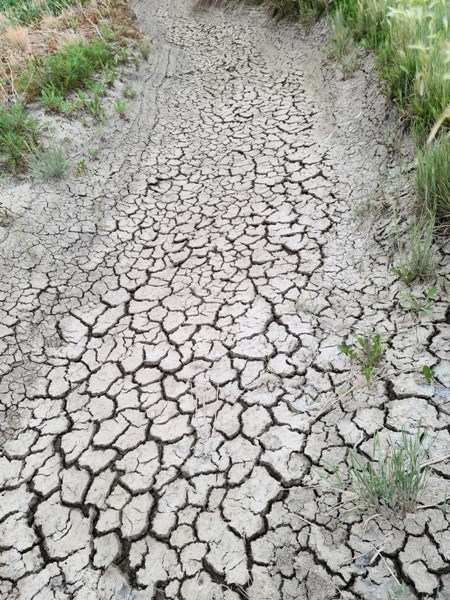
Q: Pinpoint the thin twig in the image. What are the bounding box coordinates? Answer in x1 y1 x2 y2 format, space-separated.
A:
362 513 382 528
420 452 450 468
372 545 401 587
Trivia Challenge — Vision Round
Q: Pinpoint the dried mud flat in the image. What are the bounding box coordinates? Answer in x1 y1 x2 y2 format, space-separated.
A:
1 0 450 598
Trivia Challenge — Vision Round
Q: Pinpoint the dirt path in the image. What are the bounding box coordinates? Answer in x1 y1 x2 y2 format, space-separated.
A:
1 1 450 598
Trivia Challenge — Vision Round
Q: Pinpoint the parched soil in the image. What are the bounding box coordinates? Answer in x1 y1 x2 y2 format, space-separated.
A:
1 0 450 598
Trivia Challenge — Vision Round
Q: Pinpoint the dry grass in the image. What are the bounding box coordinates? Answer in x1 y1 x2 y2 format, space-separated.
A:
0 0 140 102
3 25 31 51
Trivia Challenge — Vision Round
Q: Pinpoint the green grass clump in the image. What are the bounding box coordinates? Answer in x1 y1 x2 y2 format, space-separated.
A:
273 0 327 22
19 39 116 99
328 8 353 60
138 38 151 61
114 99 129 118
320 430 432 515
335 0 450 135
417 139 450 220
82 92 106 120
0 102 40 173
244 0 326 23
0 0 72 23
391 219 435 282
29 145 69 179
40 87 77 116
327 6 360 74
123 84 137 99
338 332 384 382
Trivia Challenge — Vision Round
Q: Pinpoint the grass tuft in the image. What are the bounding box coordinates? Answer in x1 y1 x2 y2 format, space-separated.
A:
114 98 128 118
392 219 435 282
338 332 384 382
320 429 432 515
123 84 137 99
417 139 450 220
19 38 116 99
0 102 40 172
40 86 77 115
29 145 69 179
327 7 353 60
138 38 151 61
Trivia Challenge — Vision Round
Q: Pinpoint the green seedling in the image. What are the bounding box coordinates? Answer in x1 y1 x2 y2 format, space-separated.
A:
84 94 105 120
75 159 88 176
40 87 77 116
139 39 151 61
86 81 107 97
391 220 435 284
296 292 319 316
102 66 118 85
422 365 435 384
114 99 129 119
404 286 437 314
123 84 137 99
338 333 384 382
0 102 40 173
390 266 415 285
88 147 100 159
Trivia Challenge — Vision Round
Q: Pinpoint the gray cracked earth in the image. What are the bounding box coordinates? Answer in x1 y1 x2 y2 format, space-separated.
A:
1 0 450 599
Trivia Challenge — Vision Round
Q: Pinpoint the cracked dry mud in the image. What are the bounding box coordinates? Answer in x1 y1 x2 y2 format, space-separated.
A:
1 0 450 599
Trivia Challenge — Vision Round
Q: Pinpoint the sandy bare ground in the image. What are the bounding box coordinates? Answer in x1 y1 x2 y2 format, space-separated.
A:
1 0 450 598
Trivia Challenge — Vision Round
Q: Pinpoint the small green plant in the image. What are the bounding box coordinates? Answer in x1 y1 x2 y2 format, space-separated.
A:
390 266 415 285
86 81 107 97
341 55 360 77
114 99 129 119
263 356 283 385
29 145 69 179
404 286 437 314
0 102 40 173
123 84 137 99
388 583 411 600
392 220 435 283
83 94 106 120
102 66 118 85
88 147 100 159
338 332 384 382
40 87 76 116
0 207 14 227
406 220 435 278
139 38 151 61
387 135 402 156
422 365 435 384
319 429 432 515
327 8 354 61
116 48 130 63
75 159 88 176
